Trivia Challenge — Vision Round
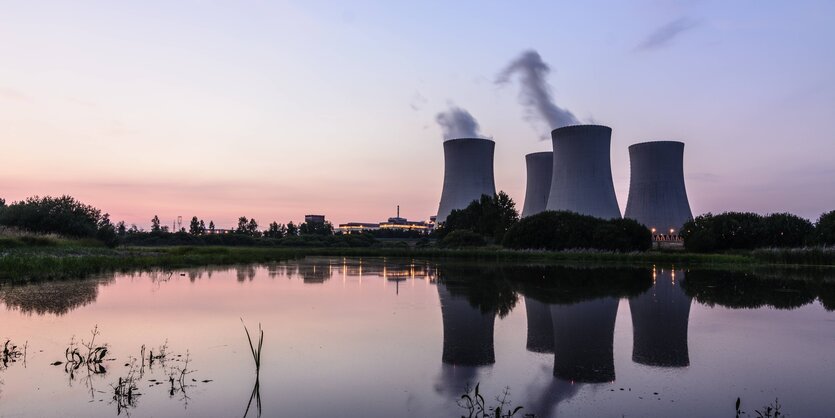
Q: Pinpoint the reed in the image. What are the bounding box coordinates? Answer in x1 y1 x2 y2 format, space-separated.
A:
241 319 264 376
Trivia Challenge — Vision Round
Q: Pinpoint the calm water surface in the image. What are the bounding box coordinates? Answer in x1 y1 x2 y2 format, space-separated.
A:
1 257 834 417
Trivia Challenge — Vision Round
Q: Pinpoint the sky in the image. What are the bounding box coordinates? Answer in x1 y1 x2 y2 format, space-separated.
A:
1 0 834 228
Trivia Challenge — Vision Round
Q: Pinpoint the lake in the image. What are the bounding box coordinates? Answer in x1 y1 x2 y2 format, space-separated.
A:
1 257 834 417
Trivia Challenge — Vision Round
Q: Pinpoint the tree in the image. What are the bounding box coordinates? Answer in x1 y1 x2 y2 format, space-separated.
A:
286 221 298 237
247 218 259 236
151 215 161 233
817 210 835 245
116 221 127 236
264 222 286 239
236 217 249 234
299 221 334 236
0 195 105 238
199 220 206 234
209 220 215 233
189 216 201 235
438 191 519 242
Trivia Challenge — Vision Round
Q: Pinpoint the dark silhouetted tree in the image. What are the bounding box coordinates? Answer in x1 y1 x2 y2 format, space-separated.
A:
151 215 161 233
286 221 298 236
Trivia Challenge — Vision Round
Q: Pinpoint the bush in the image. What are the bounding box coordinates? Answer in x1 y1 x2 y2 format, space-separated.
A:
502 211 651 252
439 230 487 248
0 195 103 238
817 210 835 245
681 212 817 252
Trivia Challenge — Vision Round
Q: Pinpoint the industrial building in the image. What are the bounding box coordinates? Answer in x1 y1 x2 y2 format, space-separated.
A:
624 141 693 239
521 152 553 218
436 138 496 224
337 206 431 234
546 125 621 219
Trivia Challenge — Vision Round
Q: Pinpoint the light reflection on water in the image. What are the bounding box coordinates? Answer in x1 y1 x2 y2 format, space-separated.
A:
0 257 834 417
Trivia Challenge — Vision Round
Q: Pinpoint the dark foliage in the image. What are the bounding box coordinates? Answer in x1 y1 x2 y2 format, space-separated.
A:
816 210 835 246
681 212 815 252
0 195 119 246
682 269 819 310
437 192 519 243
299 221 335 236
438 230 488 248
502 211 651 252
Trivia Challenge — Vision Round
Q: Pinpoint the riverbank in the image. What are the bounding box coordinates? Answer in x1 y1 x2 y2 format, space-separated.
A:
1 244 834 282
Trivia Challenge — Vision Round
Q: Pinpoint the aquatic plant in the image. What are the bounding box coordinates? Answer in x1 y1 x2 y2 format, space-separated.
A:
111 361 141 415
241 320 263 376
241 319 263 418
736 397 786 418
1 339 25 369
60 325 109 376
459 383 526 418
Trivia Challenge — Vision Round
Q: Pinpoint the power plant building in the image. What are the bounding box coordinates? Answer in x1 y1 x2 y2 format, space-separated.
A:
436 138 496 224
546 125 621 219
521 152 553 218
624 141 693 238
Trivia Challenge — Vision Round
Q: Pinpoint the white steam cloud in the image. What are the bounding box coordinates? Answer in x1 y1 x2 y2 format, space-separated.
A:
436 106 483 140
496 50 578 133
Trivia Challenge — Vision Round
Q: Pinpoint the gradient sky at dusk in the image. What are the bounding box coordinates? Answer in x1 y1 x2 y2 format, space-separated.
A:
2 0 834 228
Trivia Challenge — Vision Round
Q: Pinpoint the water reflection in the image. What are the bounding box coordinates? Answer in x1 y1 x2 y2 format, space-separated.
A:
629 268 691 367
524 298 554 354
0 277 111 315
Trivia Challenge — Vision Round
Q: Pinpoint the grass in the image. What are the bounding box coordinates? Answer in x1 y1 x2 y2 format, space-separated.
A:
1 243 834 284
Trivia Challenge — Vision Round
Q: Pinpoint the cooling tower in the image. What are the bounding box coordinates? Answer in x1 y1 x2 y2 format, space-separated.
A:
436 138 496 224
524 297 554 353
546 125 621 219
629 268 691 367
624 141 693 234
437 282 496 366
521 152 553 217
550 297 619 383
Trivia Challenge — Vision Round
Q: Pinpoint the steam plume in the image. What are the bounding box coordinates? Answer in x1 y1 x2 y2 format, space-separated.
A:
496 50 578 131
436 106 483 140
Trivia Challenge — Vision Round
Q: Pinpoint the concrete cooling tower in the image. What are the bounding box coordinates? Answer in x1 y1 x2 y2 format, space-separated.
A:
546 125 621 219
629 268 692 367
436 138 496 224
550 297 619 383
624 141 693 234
437 282 496 366
521 152 553 218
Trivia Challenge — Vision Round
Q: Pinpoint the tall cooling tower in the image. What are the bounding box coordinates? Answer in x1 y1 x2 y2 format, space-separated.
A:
546 125 621 219
624 141 693 234
629 268 691 367
521 152 553 218
436 138 496 224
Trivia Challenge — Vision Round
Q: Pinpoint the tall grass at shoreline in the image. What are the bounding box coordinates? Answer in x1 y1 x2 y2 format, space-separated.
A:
2 244 834 283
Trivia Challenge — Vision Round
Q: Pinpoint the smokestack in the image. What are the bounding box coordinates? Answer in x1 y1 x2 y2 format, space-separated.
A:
546 125 621 219
397 205 400 218
521 152 553 218
436 138 497 224
629 268 691 367
550 297 619 383
624 141 693 234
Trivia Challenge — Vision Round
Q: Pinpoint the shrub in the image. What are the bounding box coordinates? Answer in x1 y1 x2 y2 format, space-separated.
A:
817 210 835 245
437 192 519 242
682 212 817 252
502 211 650 252
439 230 487 248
